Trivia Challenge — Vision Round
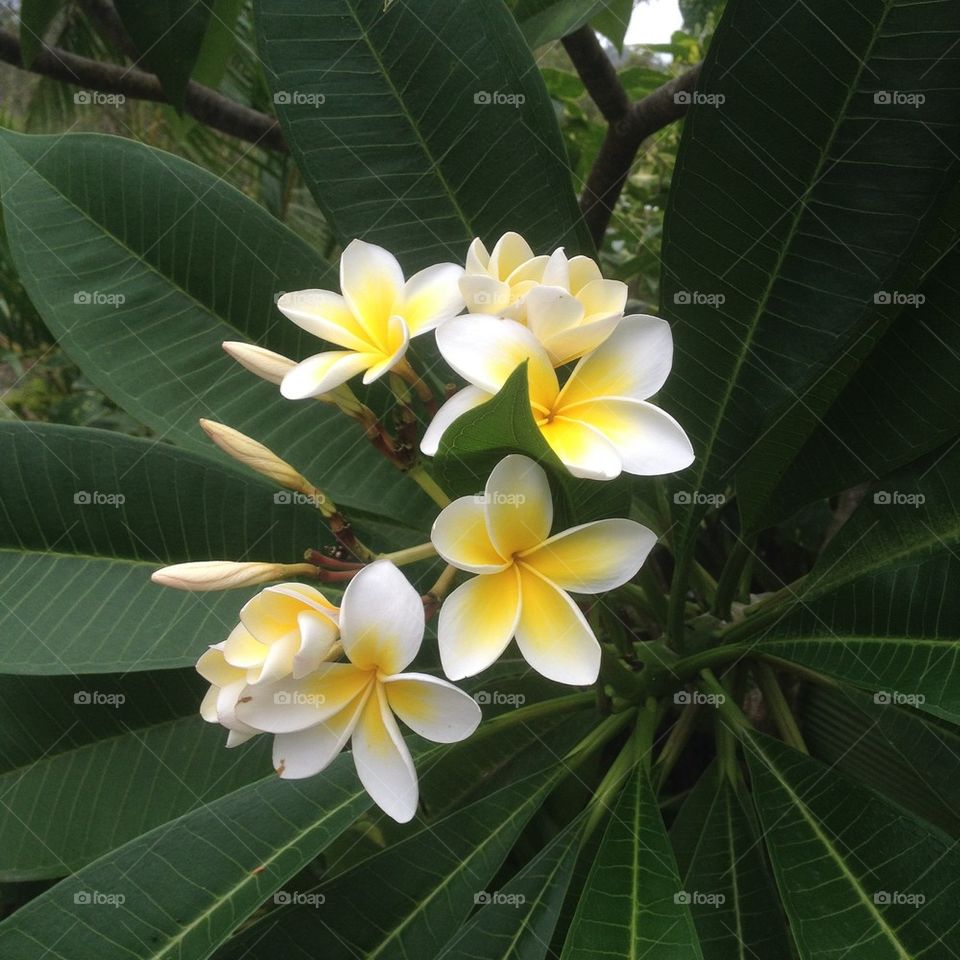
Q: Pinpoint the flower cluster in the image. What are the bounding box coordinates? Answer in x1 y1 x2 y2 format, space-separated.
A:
153 231 693 823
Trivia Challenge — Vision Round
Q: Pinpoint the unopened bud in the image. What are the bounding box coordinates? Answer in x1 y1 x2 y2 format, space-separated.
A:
199 419 309 492
151 560 317 592
223 341 295 385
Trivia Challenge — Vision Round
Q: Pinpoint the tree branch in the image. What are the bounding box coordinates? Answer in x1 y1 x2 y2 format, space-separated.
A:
0 28 287 153
562 25 701 249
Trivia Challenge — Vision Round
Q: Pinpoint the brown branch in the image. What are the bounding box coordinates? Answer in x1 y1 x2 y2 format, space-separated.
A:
562 25 701 249
0 28 287 153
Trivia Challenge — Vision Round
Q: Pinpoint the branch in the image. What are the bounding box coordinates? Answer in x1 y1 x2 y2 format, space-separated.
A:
562 26 701 249
0 28 287 153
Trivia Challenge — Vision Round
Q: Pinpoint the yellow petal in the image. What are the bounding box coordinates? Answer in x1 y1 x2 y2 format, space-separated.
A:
520 518 657 593
339 239 404 349
566 255 602 295
483 454 553 557
437 567 521 680
196 644 245 686
276 289 372 352
516 566 600 685
432 495 509 573
400 262 465 335
538 416 621 480
221 623 268 669
488 232 536 280
576 278 627 321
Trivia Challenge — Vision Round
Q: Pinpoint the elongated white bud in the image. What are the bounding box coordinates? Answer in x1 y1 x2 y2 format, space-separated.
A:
222 341 295 385
151 561 317 592
199 419 313 493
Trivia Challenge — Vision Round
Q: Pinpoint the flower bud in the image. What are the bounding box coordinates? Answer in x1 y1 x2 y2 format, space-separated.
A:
151 561 317 592
222 341 295 385
199 419 309 492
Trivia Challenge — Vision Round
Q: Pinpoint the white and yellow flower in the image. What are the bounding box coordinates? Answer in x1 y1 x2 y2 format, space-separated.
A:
235 560 481 823
461 235 627 364
278 239 464 399
432 455 656 685
196 644 259 748
423 314 694 480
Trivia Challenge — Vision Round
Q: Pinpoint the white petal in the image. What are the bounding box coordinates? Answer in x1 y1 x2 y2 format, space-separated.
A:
280 351 374 399
421 386 492 457
339 560 424 674
515 567 600 685
235 663 372 733
435 315 558 411
352 684 419 823
401 263 465 335
251 632 300 685
431 495 509 573
339 239 404 346
520 519 657 593
437 567 521 680
539 314 621 367
566 255 602 294
293 611 341 679
541 247 570 288
560 398 694 475
538 417 622 480
460 274 511 315
558 314 674 406
483 454 553 557
276 289 372 352
577 278 627 320
382 673 482 743
488 232 536 280
524 285 585 339
465 236 490 274
226 729 257 748
273 689 369 779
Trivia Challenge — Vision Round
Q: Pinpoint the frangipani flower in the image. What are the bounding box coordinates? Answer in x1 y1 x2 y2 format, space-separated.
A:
196 644 259 748
423 314 694 480
278 239 464 399
236 560 481 823
461 235 627 364
221 582 341 685
432 455 656 685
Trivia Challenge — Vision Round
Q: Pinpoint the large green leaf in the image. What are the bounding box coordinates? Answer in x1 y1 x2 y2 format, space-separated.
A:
746 732 960 959
0 128 433 528
671 762 791 959
802 684 960 838
512 0 621 48
661 0 960 552
255 0 591 272
561 766 703 959
0 752 380 960
218 760 565 959
0 671 269 879
0 421 330 673
754 443 960 722
113 0 214 110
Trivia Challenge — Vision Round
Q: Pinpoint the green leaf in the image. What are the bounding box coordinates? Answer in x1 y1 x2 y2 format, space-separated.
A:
0 671 270 879
513 0 622 48
18 0 63 68
191 0 247 88
746 732 960 960
755 442 960 723
802 684 960 838
591 0 633 53
671 762 791 959
113 0 214 110
561 766 703 959
0 421 329 673
0 129 433 528
0 752 379 960
436 817 583 960
255 0 591 272
218 759 565 959
661 0 960 550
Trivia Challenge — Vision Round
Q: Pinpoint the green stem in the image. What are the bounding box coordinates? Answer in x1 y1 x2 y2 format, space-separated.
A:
698 668 752 735
377 542 438 565
713 537 754 620
407 464 451 508
755 661 808 753
652 702 699 789
477 691 593 738
667 548 693 655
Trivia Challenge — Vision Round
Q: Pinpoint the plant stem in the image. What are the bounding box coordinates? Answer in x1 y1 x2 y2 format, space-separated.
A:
652 701 700 789
377 542 438 565
667 548 693 655
713 537 754 620
408 464 451 507
475 691 594 739
671 643 751 678
755 661 808 753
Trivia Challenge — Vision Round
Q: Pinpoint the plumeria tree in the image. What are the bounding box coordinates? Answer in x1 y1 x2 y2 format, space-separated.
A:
0 0 959 958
